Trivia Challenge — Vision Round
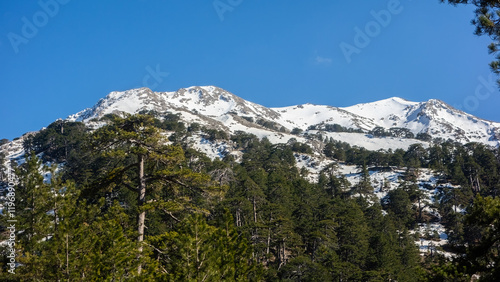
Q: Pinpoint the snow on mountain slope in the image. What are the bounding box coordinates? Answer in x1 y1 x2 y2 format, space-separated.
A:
271 104 376 131
342 97 420 129
294 152 457 257
320 132 427 151
413 99 500 145
68 86 278 123
4 88 471 260
343 97 500 145
66 85 499 148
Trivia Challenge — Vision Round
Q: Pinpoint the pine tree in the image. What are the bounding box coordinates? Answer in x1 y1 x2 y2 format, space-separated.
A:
404 144 428 168
151 212 259 281
429 144 446 173
5 154 151 280
331 198 369 280
458 195 500 279
365 209 405 280
385 188 414 229
355 163 373 198
212 209 260 281
46 197 149 280
85 114 216 274
13 153 54 279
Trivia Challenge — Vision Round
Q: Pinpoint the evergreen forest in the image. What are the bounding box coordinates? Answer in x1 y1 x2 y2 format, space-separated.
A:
1 113 500 281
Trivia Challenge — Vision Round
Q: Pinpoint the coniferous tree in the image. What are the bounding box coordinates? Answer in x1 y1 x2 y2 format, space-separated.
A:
331 198 369 280
83 114 216 274
151 212 259 281
13 153 54 280
4 154 152 280
355 163 373 198
385 188 414 229
459 195 500 279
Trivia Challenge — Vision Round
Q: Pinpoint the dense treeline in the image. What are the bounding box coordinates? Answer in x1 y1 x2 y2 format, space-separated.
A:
221 134 421 280
0 113 499 280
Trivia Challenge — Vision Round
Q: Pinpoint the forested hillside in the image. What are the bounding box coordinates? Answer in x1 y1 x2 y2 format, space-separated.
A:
1 113 500 281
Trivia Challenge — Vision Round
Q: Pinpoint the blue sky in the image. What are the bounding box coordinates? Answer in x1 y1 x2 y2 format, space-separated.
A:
1 0 499 140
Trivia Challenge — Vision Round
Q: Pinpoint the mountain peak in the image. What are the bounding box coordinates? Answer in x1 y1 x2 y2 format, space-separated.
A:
378 96 417 105
387 96 411 103
341 97 417 121
184 85 220 92
68 85 281 123
66 86 500 147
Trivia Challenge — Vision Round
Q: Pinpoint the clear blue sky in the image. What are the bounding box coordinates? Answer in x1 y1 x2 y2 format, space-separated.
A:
1 0 499 140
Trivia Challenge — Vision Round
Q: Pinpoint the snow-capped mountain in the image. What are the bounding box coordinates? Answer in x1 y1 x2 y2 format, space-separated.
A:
67 86 500 148
275 97 500 146
5 86 496 260
342 97 500 144
68 86 277 123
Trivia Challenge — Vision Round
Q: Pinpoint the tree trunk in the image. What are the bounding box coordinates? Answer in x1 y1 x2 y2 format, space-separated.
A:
418 197 422 222
266 227 271 255
66 233 69 281
476 175 481 192
253 197 257 223
137 154 146 274
236 209 241 227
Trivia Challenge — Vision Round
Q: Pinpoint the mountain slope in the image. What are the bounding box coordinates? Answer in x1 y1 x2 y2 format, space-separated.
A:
343 97 500 145
68 86 278 123
67 86 500 148
3 85 497 261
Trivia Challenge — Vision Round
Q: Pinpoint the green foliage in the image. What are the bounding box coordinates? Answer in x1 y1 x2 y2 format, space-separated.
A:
201 127 229 142
366 126 416 139
290 141 313 154
429 195 500 280
23 120 87 163
150 211 259 281
369 126 387 137
256 118 287 132
416 132 433 141
0 154 152 281
385 188 415 229
7 111 500 280
279 256 330 281
405 144 428 168
12 153 54 277
290 127 303 135
308 123 363 133
323 141 347 161
389 127 415 138
187 122 201 132
331 198 370 280
354 163 374 197
461 195 500 279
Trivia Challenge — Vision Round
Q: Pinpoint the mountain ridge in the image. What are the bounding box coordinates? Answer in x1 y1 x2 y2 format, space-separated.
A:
66 85 500 148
